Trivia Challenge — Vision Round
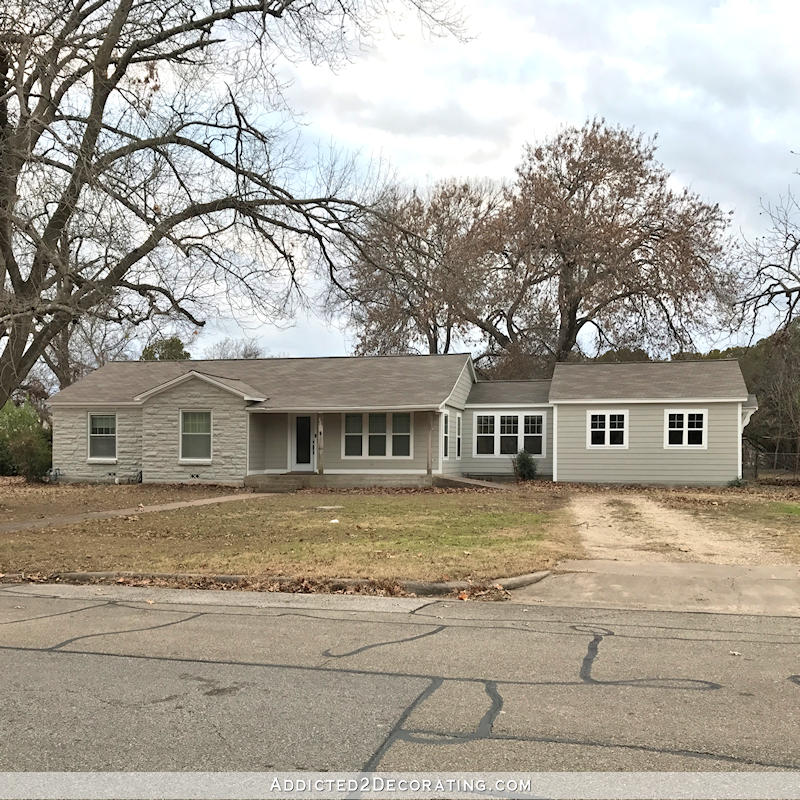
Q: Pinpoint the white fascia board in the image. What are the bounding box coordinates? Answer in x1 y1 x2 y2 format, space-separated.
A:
247 405 439 413
550 397 748 405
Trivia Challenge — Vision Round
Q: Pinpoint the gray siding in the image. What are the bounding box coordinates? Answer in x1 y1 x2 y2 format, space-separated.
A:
52 407 142 482
446 362 474 408
141 378 247 484
248 413 289 472
459 406 554 478
320 411 440 473
554 402 740 485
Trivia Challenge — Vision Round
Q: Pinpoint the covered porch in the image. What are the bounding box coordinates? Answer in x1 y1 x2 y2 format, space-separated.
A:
245 408 442 489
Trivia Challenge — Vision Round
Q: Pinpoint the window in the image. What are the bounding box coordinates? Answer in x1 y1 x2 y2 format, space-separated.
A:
443 413 449 458
473 411 547 458
456 413 462 459
368 413 387 456
523 415 543 455
344 414 363 456
664 409 707 449
476 415 495 454
500 415 519 454
392 413 411 457
586 410 628 449
341 412 413 458
181 410 211 461
88 413 116 460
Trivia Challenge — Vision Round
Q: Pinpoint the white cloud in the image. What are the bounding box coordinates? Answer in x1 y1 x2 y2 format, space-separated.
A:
230 0 800 355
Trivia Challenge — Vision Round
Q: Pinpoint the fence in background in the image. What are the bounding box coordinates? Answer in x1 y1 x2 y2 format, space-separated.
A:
742 441 800 481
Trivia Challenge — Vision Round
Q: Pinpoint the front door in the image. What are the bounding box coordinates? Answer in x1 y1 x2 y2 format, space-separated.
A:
292 415 315 471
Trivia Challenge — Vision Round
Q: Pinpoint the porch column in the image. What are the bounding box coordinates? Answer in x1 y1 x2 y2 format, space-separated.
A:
426 411 433 476
317 414 324 475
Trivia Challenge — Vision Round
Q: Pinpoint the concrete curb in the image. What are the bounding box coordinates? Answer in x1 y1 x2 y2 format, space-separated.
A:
2 569 551 597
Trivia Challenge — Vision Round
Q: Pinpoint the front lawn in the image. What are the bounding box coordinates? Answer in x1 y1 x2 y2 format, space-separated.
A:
0 487 577 582
0 476 239 524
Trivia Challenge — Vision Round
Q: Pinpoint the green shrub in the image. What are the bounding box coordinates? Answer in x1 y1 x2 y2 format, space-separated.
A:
513 449 537 481
0 402 52 481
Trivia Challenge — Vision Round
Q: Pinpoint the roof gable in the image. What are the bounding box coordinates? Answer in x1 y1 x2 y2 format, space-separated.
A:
133 371 266 402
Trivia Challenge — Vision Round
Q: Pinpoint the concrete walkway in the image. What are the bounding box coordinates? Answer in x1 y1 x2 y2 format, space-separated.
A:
0 493 261 534
512 558 800 616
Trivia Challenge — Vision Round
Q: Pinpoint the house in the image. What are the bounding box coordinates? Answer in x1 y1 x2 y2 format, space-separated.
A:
48 354 758 487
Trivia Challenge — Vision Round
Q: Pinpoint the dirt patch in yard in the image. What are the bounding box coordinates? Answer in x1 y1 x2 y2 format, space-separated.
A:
568 491 795 566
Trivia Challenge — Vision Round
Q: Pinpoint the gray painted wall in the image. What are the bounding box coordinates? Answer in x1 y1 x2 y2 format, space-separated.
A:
320 411 440 473
554 402 740 485
52 407 142 482
248 413 289 472
141 378 247 484
459 406 554 477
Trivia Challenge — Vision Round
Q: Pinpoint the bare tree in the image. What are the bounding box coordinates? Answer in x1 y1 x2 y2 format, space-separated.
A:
338 121 734 372
0 0 459 406
204 336 264 359
740 190 800 331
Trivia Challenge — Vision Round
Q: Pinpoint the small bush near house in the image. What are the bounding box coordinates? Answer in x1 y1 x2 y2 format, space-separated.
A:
0 402 52 481
514 449 537 481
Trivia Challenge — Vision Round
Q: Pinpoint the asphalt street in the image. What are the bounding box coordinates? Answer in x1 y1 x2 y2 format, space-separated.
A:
0 583 799 772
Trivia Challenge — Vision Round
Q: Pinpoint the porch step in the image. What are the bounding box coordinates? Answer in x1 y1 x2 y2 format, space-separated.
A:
244 473 434 492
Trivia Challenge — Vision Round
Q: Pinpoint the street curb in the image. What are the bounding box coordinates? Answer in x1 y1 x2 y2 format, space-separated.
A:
3 569 552 596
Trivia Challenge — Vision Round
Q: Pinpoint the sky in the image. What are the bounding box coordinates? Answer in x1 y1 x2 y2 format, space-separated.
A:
193 0 800 357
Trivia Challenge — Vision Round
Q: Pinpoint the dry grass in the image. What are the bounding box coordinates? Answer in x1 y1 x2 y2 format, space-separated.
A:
0 485 577 582
0 476 241 523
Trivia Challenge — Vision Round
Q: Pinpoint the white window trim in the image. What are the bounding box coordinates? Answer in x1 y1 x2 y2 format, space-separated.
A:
586 409 629 450
472 411 547 459
86 411 118 464
179 409 213 464
456 412 462 460
442 411 449 460
663 408 708 450
339 412 414 459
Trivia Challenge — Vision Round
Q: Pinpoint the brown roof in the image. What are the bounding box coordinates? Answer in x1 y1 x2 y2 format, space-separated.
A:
549 360 749 401
49 353 473 410
467 380 551 405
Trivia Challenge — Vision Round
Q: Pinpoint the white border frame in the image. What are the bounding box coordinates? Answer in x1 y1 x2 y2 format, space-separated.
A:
456 411 462 460
87 411 118 464
179 408 213 464
586 409 629 450
290 413 316 472
339 412 415 460
663 408 709 450
471 411 548 459
442 411 449 461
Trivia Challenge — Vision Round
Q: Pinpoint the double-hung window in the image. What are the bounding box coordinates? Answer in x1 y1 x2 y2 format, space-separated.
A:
476 415 495 454
88 413 116 460
344 414 363 456
523 415 544 455
442 413 449 458
456 413 462 459
342 412 412 458
474 412 547 457
181 410 212 461
664 409 707 448
587 410 628 448
499 415 519 454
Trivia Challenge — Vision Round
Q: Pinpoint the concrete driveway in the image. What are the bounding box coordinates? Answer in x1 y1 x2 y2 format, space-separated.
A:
1 582 799 772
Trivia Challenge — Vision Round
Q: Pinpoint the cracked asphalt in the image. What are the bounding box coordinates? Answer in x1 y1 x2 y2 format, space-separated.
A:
0 583 799 771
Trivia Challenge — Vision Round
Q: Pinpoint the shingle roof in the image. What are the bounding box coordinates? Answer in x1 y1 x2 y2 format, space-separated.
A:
49 353 473 410
467 380 551 405
549 360 749 401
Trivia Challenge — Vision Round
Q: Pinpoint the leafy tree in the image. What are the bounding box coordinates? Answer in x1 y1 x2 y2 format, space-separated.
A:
140 337 190 361
0 401 51 480
0 0 459 406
